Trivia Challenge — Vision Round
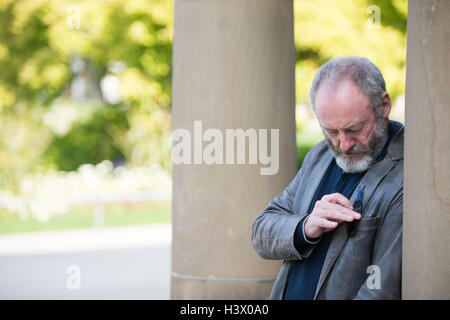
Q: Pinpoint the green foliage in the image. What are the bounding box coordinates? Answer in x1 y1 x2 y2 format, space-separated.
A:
0 0 172 109
294 0 407 104
42 105 129 171
0 107 53 192
0 0 173 191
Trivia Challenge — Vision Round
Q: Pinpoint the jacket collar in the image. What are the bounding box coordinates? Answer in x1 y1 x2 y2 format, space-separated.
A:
385 120 404 161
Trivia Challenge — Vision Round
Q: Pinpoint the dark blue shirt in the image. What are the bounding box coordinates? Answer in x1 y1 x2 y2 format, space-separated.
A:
283 121 400 300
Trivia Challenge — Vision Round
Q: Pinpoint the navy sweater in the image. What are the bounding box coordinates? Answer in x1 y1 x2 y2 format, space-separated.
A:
283 121 400 300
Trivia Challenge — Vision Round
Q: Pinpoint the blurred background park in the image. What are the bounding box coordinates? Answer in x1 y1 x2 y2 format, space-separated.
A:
0 0 407 234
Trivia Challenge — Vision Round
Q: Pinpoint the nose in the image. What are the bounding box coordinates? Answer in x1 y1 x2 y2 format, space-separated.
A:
339 132 356 152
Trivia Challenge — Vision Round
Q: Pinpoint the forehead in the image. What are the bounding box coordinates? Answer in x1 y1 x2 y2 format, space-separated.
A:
315 80 373 128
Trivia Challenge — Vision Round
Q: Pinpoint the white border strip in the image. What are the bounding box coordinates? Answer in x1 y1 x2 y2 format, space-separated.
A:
171 271 276 283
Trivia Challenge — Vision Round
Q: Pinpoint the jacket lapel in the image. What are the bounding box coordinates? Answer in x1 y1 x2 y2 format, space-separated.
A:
295 145 334 216
313 155 396 299
313 123 404 299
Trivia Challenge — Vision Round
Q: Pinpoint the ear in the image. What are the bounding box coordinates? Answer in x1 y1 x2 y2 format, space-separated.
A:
381 92 392 118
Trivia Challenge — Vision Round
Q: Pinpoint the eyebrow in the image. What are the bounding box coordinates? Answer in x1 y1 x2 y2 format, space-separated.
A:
322 121 365 131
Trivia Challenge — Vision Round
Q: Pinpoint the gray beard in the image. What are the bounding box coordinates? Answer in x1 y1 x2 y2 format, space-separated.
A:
324 118 389 173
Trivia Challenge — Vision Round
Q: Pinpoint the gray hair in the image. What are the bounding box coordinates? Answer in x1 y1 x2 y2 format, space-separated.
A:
309 56 386 117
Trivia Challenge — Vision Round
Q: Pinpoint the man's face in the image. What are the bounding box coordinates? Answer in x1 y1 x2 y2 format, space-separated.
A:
314 80 390 173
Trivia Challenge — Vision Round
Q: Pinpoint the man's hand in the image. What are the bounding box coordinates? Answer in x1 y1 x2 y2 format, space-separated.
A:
304 193 361 239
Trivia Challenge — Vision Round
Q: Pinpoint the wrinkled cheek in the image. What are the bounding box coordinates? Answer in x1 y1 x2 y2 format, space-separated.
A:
329 138 340 150
361 130 376 146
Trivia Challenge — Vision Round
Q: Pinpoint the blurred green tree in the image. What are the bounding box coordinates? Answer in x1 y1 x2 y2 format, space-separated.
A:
294 0 407 104
0 0 173 191
42 104 129 171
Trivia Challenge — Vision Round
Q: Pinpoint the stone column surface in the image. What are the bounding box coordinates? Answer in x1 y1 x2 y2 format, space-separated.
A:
403 0 450 299
171 0 297 299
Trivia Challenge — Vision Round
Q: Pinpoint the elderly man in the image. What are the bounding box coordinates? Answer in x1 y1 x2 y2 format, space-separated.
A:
251 56 403 300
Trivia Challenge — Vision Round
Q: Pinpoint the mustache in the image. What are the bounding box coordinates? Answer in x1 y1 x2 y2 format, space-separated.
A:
332 142 370 155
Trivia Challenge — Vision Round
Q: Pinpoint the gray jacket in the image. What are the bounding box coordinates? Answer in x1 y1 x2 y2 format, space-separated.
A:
251 121 403 300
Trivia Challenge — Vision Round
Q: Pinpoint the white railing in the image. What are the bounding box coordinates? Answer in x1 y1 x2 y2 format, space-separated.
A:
0 190 172 227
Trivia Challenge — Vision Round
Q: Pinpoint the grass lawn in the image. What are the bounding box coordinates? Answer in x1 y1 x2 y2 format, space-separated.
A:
0 200 171 234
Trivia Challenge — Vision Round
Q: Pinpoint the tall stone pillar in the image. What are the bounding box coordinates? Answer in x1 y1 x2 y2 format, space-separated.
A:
171 0 297 299
403 0 450 299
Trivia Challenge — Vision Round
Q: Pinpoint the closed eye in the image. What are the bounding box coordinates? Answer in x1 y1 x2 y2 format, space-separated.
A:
326 129 338 136
346 127 362 134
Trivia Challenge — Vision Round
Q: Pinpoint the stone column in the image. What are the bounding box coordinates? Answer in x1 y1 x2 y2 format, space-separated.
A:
403 0 450 299
171 0 297 299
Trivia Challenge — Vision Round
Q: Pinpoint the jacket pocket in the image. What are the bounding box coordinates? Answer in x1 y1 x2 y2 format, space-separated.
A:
355 216 380 232
329 217 380 298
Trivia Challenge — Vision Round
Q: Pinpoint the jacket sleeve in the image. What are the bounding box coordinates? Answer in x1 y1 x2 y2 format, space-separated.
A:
251 151 318 261
353 191 403 300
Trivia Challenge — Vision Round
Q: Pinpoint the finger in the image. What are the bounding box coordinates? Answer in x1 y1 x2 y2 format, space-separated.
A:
322 193 353 210
327 203 361 219
316 217 338 229
318 201 360 219
323 209 355 223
